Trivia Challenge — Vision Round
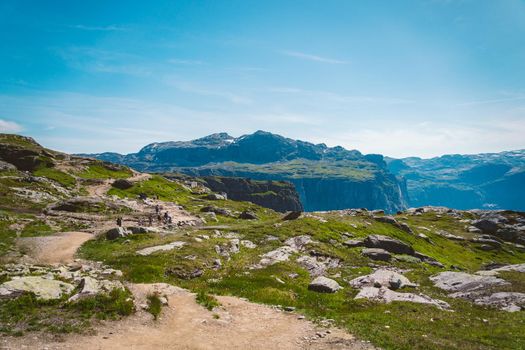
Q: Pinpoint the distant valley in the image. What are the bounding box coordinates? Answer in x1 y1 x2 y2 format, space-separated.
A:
82 131 525 212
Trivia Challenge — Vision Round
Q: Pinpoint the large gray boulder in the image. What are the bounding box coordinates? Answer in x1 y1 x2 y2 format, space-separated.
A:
362 248 391 262
474 292 525 312
136 241 186 256
0 276 74 300
364 234 415 255
430 271 509 295
106 227 130 240
254 246 296 268
111 179 134 190
349 269 417 290
308 276 342 293
471 219 501 234
284 235 312 250
355 287 449 309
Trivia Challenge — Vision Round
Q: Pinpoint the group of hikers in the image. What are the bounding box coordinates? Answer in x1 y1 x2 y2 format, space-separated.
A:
115 204 173 228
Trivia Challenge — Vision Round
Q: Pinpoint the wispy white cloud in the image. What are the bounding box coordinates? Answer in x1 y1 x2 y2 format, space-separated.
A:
167 59 205 65
282 51 348 64
269 86 414 105
68 24 126 32
166 81 252 104
0 119 22 133
457 95 525 106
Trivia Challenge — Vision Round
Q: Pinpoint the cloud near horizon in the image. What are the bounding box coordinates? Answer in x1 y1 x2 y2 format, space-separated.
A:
0 119 23 133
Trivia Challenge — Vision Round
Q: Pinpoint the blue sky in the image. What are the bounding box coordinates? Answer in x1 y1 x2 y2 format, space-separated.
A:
1 0 524 158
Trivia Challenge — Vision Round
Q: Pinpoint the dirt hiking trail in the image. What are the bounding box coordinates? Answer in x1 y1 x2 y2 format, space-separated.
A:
2 283 375 350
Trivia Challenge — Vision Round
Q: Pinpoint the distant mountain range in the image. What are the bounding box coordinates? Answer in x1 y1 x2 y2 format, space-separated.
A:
386 150 525 211
81 131 407 212
81 131 525 212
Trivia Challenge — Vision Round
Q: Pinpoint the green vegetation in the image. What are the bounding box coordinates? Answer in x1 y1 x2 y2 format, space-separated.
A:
33 167 76 188
79 208 525 350
190 159 376 180
196 291 220 311
0 289 134 336
19 220 53 238
146 293 163 320
77 163 132 180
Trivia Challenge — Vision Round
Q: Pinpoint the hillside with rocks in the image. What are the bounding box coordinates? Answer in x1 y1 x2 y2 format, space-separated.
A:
1 133 525 350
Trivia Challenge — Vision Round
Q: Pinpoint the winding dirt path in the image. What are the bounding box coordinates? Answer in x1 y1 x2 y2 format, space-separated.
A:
16 231 93 264
4 171 374 349
2 283 375 350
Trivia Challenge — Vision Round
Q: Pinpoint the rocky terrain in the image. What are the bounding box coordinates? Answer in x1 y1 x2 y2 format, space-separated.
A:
1 133 525 350
83 131 408 213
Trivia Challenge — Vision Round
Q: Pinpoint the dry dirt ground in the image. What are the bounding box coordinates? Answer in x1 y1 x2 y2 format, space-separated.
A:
3 172 375 350
2 283 375 350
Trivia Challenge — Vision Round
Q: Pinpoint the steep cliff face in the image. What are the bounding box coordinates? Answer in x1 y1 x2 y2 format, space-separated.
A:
200 176 303 212
83 131 409 212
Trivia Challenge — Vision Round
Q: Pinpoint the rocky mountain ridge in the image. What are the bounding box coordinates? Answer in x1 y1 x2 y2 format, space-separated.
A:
82 130 408 212
387 149 525 211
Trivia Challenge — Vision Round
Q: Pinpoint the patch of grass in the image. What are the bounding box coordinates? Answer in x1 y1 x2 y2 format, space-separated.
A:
19 220 53 237
146 293 162 320
77 163 132 180
0 289 134 336
196 291 220 311
33 167 76 188
77 203 525 350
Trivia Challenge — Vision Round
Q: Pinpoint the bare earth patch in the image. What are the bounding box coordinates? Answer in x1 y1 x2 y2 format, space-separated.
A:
1 283 375 350
17 231 93 264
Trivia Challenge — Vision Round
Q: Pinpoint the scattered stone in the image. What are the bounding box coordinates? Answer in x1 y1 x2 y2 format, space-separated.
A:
240 240 257 249
362 248 391 262
364 234 415 255
205 193 226 200
349 269 417 290
111 179 134 190
284 235 312 250
430 271 509 296
0 276 74 300
165 266 203 279
282 211 302 221
474 292 525 312
106 227 130 240
254 246 296 268
435 230 465 241
476 263 525 276
239 211 258 220
355 287 449 309
343 239 364 248
296 255 340 277
136 241 186 256
308 276 342 293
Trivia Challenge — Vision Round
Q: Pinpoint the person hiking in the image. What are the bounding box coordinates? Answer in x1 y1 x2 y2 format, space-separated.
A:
148 215 153 226
155 204 160 215
116 217 122 227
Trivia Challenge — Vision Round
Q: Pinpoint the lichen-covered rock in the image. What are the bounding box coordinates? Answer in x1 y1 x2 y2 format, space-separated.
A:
106 227 130 240
362 248 391 261
308 276 342 293
349 269 417 290
112 179 134 190
254 246 296 268
474 292 525 312
430 271 509 295
0 276 74 300
364 234 414 255
136 241 186 256
355 287 449 309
